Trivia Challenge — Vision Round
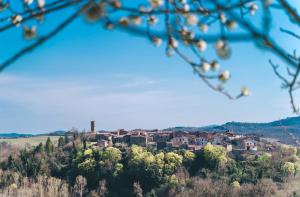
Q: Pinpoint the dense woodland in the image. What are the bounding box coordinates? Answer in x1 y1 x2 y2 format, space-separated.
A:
1 132 300 197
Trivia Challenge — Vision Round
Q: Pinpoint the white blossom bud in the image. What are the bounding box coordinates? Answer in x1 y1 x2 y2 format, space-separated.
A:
186 14 198 26
215 39 225 50
200 24 208 33
200 62 211 72
249 4 258 16
241 87 250 96
220 13 227 23
105 22 114 30
119 17 129 26
211 60 220 71
196 40 207 52
217 45 231 59
150 0 163 8
148 15 158 25
180 27 188 36
169 37 178 48
110 0 122 9
186 31 195 40
85 4 105 22
130 16 142 25
226 20 237 31
11 15 22 26
23 26 37 40
215 40 231 59
218 70 231 82
152 37 162 47
37 0 45 8
183 4 190 12
24 0 34 5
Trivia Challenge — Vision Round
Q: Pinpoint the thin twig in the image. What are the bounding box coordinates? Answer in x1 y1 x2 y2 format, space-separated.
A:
0 2 92 72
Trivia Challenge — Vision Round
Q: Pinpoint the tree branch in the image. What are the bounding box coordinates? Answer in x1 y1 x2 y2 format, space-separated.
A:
0 2 91 72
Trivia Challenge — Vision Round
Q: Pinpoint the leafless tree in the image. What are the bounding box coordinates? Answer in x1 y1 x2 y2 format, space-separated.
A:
0 175 70 197
73 175 87 197
0 0 300 112
133 182 143 197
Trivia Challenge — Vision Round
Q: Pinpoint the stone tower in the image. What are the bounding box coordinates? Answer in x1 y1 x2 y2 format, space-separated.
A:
91 121 96 133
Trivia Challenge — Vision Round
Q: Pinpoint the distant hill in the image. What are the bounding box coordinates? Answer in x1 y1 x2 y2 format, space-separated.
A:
39 130 66 136
0 130 66 139
165 116 300 145
0 133 33 139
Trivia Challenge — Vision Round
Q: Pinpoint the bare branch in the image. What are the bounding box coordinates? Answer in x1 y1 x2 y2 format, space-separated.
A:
280 27 300 39
0 2 92 72
278 0 300 25
269 60 289 86
0 0 299 113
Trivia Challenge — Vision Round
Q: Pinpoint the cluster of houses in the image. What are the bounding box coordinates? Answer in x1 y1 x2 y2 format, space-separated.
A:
66 121 262 153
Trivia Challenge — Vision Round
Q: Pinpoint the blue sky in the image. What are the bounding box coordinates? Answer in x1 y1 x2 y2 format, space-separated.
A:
0 2 299 133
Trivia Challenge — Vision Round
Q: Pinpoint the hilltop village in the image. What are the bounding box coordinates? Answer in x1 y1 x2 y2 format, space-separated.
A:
1 121 300 197
65 121 279 153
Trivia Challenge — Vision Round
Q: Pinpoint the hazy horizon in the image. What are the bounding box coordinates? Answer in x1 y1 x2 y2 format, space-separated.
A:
1 115 298 134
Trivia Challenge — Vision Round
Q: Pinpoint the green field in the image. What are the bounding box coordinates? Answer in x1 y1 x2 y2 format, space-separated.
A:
0 136 60 147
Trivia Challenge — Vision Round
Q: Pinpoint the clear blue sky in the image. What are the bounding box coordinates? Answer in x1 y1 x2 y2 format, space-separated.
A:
0 2 299 133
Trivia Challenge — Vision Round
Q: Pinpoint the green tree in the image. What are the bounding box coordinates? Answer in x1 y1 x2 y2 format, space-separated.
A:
280 145 297 157
45 137 54 154
182 150 195 171
255 153 272 179
58 137 65 148
294 162 300 176
127 145 183 193
203 143 228 170
74 147 123 189
281 162 295 176
34 142 44 153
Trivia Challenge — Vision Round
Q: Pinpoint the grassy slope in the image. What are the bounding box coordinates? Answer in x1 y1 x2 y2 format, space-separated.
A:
0 136 60 147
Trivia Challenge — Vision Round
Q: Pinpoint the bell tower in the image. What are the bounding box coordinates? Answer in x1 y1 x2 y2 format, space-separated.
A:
91 121 96 133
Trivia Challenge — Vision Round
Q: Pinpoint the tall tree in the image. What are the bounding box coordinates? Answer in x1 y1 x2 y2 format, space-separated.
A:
45 137 54 154
58 137 65 148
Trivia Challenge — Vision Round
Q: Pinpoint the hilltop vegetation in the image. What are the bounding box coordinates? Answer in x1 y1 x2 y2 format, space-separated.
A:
0 133 300 196
0 133 33 139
